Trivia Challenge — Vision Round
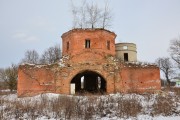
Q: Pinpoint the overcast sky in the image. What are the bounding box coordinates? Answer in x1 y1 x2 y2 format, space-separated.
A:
0 0 180 68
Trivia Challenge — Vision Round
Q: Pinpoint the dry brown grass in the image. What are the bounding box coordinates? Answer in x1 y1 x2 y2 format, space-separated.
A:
152 95 176 116
0 92 179 119
117 95 142 118
171 87 180 95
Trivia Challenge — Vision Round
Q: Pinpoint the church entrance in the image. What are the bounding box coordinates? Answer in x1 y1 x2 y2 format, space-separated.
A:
70 70 106 94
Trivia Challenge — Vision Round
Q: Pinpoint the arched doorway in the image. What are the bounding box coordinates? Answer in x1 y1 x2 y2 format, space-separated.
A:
70 70 106 94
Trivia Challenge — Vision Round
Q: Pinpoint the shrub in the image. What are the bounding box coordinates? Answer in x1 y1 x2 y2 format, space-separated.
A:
117 95 142 118
152 95 175 116
172 88 180 96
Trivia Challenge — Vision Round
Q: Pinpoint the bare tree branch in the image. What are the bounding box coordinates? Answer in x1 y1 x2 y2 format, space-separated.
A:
86 2 102 28
70 0 112 29
21 50 39 64
40 44 62 64
0 64 18 91
70 0 78 28
169 37 180 69
155 57 174 86
102 0 112 29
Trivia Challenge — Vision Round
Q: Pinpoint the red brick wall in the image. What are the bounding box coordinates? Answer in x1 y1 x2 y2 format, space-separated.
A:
18 65 56 97
17 29 161 97
61 29 116 57
119 65 161 93
17 63 115 96
18 63 161 97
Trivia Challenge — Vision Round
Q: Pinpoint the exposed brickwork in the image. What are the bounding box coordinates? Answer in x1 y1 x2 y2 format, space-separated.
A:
62 29 116 57
119 63 161 93
17 29 161 97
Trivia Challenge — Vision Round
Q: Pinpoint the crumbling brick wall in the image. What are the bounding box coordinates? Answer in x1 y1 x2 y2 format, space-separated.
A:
118 63 161 93
61 29 116 57
18 55 117 97
18 65 56 97
17 29 161 97
18 61 161 97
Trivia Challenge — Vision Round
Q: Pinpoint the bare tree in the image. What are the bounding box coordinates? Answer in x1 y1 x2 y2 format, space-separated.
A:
169 37 180 69
86 2 102 28
155 57 174 86
101 1 112 29
40 44 61 64
0 64 18 91
0 68 3 81
70 0 112 29
22 50 39 64
71 0 79 28
71 0 87 28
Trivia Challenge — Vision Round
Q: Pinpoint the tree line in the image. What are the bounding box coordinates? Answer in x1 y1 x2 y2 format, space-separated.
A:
0 44 62 91
21 44 61 64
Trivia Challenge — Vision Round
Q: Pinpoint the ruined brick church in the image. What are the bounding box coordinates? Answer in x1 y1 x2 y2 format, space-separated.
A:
18 29 161 97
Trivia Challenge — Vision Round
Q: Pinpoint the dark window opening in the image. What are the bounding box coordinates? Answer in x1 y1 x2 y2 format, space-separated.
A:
85 39 90 48
107 41 110 50
67 42 69 51
124 53 128 62
71 70 106 94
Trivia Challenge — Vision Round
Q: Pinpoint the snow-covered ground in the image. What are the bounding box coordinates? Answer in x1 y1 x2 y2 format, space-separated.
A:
0 92 179 120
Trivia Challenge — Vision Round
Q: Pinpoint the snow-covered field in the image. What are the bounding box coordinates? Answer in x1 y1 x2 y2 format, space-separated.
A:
0 91 179 120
